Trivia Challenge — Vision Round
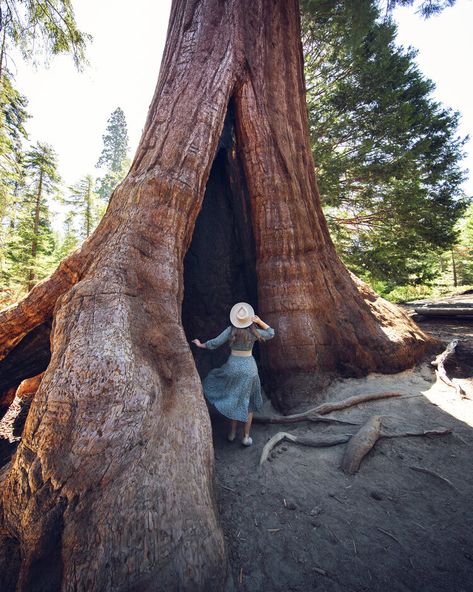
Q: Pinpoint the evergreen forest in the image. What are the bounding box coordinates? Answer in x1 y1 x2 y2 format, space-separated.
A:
0 0 470 306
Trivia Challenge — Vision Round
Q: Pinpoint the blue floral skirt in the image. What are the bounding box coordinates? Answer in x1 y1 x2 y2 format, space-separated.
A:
202 355 263 422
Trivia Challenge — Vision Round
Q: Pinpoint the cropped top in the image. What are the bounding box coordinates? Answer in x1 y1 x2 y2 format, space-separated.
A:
204 325 275 353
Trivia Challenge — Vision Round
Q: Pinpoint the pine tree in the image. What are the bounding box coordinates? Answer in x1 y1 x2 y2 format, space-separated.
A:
0 0 88 299
3 142 61 292
96 107 130 202
0 0 90 76
54 212 80 261
64 174 102 240
452 204 473 286
302 2 468 291
0 75 29 238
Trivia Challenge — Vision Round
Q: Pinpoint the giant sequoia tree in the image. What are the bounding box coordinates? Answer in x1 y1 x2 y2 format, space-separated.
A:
0 1 434 590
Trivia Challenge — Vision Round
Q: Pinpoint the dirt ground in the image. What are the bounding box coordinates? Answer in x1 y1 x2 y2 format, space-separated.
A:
213 310 473 592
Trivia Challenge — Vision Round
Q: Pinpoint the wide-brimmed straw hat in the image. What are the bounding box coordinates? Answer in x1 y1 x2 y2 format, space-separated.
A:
230 302 255 328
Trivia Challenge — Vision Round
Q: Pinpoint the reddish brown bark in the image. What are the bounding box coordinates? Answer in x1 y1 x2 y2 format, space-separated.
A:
0 0 434 590
14 373 44 401
0 320 51 410
0 387 16 420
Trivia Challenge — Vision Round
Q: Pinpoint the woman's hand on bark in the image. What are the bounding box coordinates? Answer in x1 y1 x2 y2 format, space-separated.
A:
252 316 269 329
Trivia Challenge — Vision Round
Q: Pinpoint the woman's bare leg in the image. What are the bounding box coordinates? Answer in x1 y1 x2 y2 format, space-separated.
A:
228 419 238 441
244 413 253 438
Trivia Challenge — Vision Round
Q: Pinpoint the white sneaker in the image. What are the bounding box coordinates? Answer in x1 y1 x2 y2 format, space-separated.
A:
242 436 253 446
227 432 236 442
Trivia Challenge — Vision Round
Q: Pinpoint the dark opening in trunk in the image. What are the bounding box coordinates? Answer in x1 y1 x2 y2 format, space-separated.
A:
182 102 258 379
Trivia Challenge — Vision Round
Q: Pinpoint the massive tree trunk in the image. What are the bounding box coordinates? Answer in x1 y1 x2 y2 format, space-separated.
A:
0 0 433 590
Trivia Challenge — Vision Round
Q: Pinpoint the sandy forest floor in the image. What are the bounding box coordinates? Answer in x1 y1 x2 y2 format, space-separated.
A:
213 308 473 592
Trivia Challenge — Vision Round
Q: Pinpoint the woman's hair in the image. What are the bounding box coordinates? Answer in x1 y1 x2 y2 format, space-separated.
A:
229 324 261 347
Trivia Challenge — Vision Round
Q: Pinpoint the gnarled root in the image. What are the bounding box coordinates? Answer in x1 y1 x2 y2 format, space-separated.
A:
431 339 467 398
340 416 383 474
259 420 452 470
260 432 352 465
255 391 403 426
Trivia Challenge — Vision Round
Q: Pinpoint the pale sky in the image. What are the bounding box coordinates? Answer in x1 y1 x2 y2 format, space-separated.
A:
393 1 473 195
8 0 473 208
10 0 173 187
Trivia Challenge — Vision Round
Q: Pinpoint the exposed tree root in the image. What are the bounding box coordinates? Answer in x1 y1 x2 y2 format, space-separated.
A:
253 414 359 426
386 428 453 439
259 421 452 469
255 392 403 427
313 392 404 415
259 432 351 465
341 416 383 475
0 250 85 360
431 339 467 398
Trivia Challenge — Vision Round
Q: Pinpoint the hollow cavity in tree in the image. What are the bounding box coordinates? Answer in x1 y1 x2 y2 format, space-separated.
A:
182 102 259 378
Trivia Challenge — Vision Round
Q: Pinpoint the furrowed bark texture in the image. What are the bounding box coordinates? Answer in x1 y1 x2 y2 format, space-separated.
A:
231 3 432 406
0 0 433 590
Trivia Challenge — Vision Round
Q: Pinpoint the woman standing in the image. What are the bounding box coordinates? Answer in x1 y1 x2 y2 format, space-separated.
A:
192 302 275 446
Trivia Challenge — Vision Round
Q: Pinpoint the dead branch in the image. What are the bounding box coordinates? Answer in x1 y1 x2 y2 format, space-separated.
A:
341 416 383 475
431 339 458 368
431 339 466 397
409 465 456 490
377 527 402 546
314 392 403 414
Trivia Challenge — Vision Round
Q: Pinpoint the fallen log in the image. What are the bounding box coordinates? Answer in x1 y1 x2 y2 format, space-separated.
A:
415 307 473 317
431 340 466 397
